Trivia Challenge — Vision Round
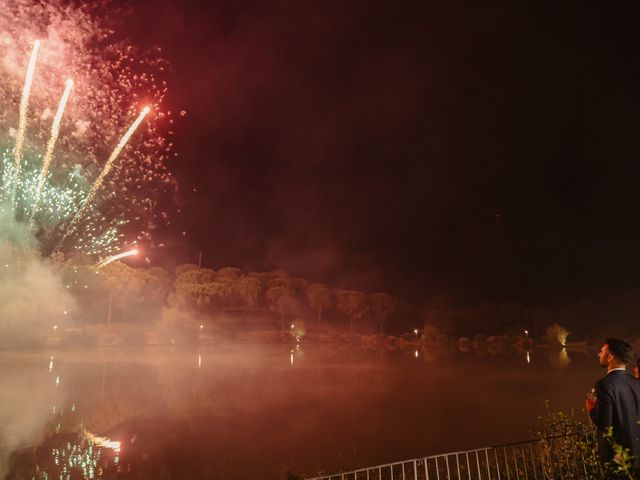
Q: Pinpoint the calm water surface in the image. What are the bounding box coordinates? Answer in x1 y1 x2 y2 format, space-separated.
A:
0 344 602 479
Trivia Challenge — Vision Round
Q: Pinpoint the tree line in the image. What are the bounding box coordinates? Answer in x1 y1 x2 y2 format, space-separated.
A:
60 260 542 341
63 262 399 335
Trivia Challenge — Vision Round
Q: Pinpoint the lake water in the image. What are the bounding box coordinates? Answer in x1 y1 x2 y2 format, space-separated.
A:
0 343 603 479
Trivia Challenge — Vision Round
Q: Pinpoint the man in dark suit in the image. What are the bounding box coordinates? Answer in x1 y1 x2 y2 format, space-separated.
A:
586 338 640 478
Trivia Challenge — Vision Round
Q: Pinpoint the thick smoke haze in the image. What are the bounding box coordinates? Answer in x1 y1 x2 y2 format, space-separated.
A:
0 215 75 348
0 363 64 477
0 216 73 475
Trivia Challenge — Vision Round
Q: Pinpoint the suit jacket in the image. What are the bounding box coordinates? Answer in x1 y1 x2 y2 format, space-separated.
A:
589 370 640 471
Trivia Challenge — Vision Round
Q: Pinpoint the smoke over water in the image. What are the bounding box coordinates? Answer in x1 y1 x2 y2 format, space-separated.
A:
0 214 73 475
0 359 64 478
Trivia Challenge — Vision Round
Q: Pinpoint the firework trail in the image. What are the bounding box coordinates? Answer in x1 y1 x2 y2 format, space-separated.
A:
9 40 40 208
32 78 73 217
59 106 150 248
95 248 138 269
81 106 151 218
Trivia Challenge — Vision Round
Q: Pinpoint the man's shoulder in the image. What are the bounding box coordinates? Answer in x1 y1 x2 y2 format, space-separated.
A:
597 371 639 388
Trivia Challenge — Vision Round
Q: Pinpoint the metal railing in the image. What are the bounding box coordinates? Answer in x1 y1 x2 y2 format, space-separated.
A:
304 432 601 480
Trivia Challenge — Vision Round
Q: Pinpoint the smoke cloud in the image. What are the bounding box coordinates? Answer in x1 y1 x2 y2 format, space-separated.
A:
0 362 64 477
0 212 75 348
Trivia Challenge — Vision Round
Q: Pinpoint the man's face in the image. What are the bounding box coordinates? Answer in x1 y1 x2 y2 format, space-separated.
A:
597 344 611 368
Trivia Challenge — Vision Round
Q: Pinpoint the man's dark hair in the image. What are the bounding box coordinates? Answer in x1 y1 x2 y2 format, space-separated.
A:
605 338 633 365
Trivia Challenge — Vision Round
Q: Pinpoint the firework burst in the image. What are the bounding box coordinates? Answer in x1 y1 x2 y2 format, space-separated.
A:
0 1 176 260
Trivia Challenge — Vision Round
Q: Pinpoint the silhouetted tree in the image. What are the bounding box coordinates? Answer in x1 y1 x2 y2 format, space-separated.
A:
266 285 295 329
368 293 396 334
336 290 366 332
307 283 334 329
100 262 170 323
175 263 199 276
216 267 242 279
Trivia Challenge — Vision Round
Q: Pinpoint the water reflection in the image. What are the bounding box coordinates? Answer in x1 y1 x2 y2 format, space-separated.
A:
0 344 598 479
7 432 115 480
0 356 64 478
548 347 572 369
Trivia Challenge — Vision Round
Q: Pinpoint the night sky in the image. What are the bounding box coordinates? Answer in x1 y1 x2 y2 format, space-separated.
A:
125 2 640 307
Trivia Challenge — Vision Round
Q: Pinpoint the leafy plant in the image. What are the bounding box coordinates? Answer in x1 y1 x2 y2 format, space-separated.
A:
532 402 600 479
603 426 635 480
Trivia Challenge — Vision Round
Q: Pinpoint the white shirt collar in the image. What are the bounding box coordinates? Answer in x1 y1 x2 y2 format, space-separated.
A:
607 367 627 374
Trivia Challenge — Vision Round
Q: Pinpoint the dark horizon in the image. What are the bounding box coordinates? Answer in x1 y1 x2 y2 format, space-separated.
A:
123 2 640 308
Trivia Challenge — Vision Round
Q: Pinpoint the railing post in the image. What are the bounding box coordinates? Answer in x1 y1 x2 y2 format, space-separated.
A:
300 432 594 480
484 449 491 480
503 448 511 480
475 450 481 480
528 443 538 480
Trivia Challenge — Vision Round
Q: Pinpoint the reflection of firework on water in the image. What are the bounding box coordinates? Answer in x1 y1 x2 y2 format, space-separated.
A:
83 430 122 453
10 432 119 480
0 1 176 258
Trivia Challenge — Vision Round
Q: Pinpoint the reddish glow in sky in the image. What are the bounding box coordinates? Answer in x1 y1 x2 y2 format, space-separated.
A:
125 1 640 306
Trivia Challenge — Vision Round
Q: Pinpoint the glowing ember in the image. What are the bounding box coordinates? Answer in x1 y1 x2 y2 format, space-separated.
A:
95 248 139 268
84 430 121 453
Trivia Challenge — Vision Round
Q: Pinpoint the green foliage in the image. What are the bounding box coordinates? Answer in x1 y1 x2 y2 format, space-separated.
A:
307 283 334 326
268 276 293 290
368 292 396 333
603 426 635 480
336 290 366 332
533 404 600 479
175 263 199 276
269 269 290 278
266 285 295 327
59 259 559 339
532 404 639 479
100 261 171 322
216 266 242 279
175 268 215 286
